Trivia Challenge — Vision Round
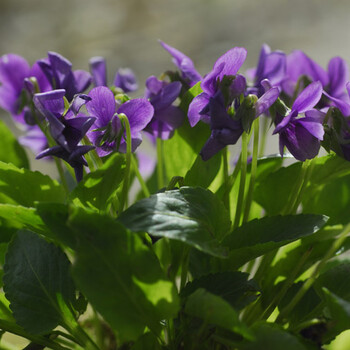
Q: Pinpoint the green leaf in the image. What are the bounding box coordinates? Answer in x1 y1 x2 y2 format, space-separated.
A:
222 214 328 268
0 204 46 237
3 230 75 334
179 81 202 113
68 207 179 342
303 174 350 225
0 120 29 169
238 322 307 350
184 288 253 340
70 153 125 212
254 162 302 215
181 271 260 310
0 161 65 206
131 333 161 350
119 187 231 257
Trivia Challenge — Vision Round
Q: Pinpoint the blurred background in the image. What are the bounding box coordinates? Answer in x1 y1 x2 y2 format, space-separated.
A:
1 1 350 348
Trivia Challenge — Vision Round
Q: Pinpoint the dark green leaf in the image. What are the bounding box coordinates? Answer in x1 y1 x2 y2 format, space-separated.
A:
0 161 65 206
184 288 253 340
238 322 307 350
3 230 75 334
254 162 302 215
70 153 125 212
131 333 161 350
222 214 328 268
0 120 29 169
181 271 260 310
68 207 179 342
119 187 231 257
179 81 202 114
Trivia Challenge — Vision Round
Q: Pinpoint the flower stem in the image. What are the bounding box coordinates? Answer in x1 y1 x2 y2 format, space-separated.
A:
233 132 248 229
243 118 260 223
118 114 132 213
132 154 150 197
276 223 350 323
259 116 269 157
222 147 230 212
157 138 165 189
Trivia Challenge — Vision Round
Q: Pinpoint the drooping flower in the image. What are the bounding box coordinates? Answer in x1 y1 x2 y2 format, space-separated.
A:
33 89 96 181
86 86 154 156
273 81 325 161
201 87 280 160
143 76 184 139
159 40 201 87
188 47 247 127
37 52 92 101
89 56 138 92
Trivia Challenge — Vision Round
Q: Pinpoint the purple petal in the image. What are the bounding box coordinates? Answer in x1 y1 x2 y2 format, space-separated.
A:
286 50 329 87
201 62 225 95
63 116 96 149
150 81 181 111
87 86 116 127
136 152 156 179
71 94 92 115
255 44 271 82
188 92 210 127
0 85 19 114
29 62 52 92
0 54 30 92
255 87 279 117
292 81 323 113
328 57 349 98
259 51 286 86
119 131 142 153
73 70 92 93
90 56 107 87
145 75 164 98
114 68 138 93
273 110 297 134
296 117 324 140
305 109 326 123
18 126 48 154
47 51 73 88
117 98 154 132
230 74 246 97
323 91 350 117
33 89 66 118
159 40 201 85
200 133 226 161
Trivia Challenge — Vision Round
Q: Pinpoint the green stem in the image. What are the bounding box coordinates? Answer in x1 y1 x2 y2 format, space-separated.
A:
222 147 230 212
0 319 70 350
233 132 248 229
243 118 260 223
277 223 350 323
118 114 132 213
259 116 269 157
132 154 150 197
157 138 165 189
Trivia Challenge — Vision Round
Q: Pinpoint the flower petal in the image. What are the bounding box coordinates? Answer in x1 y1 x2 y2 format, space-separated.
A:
292 81 323 113
328 57 349 98
255 87 279 117
90 56 107 87
150 81 181 111
117 98 154 132
188 92 210 127
296 117 324 140
87 86 116 127
114 68 138 93
73 70 92 93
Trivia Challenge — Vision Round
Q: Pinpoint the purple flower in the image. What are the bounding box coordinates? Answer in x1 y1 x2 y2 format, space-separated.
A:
188 47 247 127
273 81 325 161
143 76 184 139
33 89 96 182
37 52 91 101
201 87 279 160
247 44 286 96
89 56 138 92
159 40 201 87
86 86 154 156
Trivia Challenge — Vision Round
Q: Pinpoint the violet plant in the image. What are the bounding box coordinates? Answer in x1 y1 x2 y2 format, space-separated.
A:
1 42 350 350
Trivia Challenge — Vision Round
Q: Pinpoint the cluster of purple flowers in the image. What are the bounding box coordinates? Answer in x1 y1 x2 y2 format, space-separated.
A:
0 42 349 182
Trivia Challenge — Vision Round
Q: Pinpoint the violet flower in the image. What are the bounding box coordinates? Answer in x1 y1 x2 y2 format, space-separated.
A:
201 87 280 160
247 44 286 96
86 86 154 156
144 76 184 139
37 52 91 101
188 47 247 127
159 40 201 87
33 89 96 182
89 56 138 92
273 81 325 161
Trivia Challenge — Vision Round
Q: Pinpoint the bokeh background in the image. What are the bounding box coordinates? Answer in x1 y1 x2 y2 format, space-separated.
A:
1 1 350 347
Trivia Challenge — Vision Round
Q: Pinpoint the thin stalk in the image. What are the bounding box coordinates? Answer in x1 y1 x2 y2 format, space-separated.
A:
259 116 269 157
277 223 350 323
132 154 150 197
118 114 132 212
82 136 103 169
0 319 70 350
233 132 248 229
157 138 165 189
222 147 230 212
243 118 260 222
